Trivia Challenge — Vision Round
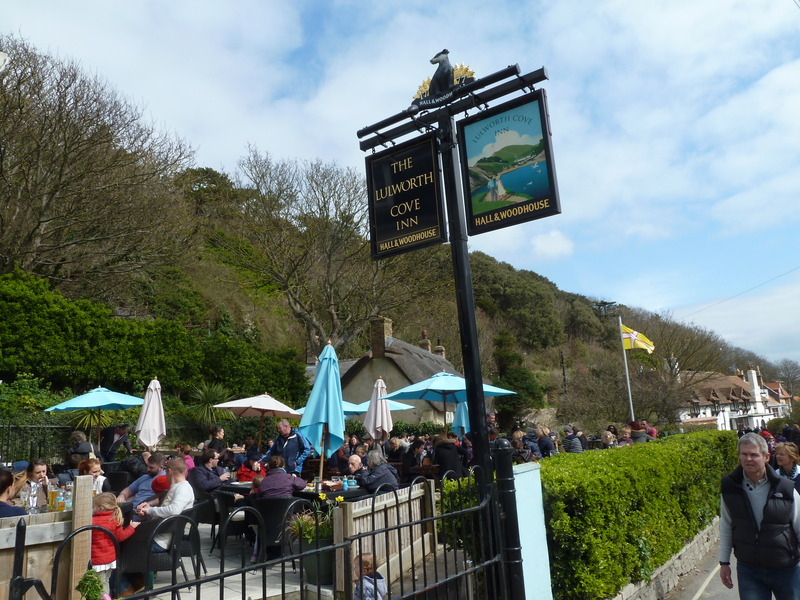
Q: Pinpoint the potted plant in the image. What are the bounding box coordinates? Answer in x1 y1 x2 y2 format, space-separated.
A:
287 493 343 585
76 569 111 600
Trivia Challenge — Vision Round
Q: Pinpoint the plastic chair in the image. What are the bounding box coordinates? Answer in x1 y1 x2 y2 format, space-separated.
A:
105 471 131 495
192 489 220 553
250 496 304 562
119 513 202 598
214 492 250 555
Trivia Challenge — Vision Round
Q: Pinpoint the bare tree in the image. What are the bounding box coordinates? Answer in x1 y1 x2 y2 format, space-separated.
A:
776 359 800 396
211 146 447 356
0 35 194 299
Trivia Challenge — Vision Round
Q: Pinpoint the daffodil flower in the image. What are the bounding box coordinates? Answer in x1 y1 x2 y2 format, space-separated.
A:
318 493 327 500
335 496 344 502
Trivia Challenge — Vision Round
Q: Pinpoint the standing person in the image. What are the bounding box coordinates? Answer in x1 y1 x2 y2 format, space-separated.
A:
100 424 133 462
91 493 139 595
719 432 800 597
561 426 584 454
353 552 386 600
206 425 227 453
535 426 556 458
640 420 658 439
261 419 310 476
775 442 800 494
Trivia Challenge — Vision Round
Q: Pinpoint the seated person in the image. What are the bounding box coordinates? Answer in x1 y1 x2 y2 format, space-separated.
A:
236 451 263 483
78 458 112 494
347 454 366 477
385 437 405 461
115 453 166 521
256 455 306 498
355 450 399 493
0 470 26 517
121 459 194 595
177 444 195 471
189 449 230 492
401 440 430 483
11 459 57 510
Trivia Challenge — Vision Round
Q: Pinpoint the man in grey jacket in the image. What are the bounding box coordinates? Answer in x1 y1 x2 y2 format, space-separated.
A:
719 432 800 598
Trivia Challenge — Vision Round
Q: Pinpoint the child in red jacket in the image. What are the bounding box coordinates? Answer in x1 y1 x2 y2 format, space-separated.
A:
92 492 139 595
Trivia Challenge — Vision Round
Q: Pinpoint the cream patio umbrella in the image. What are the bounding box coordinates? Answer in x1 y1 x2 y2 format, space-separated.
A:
214 393 301 450
136 378 167 451
363 377 393 444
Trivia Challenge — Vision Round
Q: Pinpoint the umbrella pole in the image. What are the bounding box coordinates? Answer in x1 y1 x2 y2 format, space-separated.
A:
258 414 265 452
319 424 328 481
96 410 102 445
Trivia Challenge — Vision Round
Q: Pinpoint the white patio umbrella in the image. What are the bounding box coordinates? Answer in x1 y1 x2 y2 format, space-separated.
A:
136 378 166 451
364 377 393 443
214 393 301 450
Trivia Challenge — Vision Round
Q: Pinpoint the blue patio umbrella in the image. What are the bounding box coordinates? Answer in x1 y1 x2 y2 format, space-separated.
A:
45 386 144 443
299 343 345 480
352 399 415 413
381 371 515 428
296 400 365 416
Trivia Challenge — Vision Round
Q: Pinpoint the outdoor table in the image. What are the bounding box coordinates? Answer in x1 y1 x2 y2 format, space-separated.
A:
293 487 370 502
218 481 252 494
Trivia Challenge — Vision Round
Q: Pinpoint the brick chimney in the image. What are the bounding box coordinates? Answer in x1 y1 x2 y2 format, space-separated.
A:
433 336 446 359
419 329 432 352
370 316 393 359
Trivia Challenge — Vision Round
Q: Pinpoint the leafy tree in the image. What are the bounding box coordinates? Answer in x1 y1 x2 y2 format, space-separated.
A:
471 252 564 348
491 331 546 428
184 382 235 427
0 35 194 302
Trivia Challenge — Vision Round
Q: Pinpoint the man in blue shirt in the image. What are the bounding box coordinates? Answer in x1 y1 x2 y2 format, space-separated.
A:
261 419 310 476
116 452 166 520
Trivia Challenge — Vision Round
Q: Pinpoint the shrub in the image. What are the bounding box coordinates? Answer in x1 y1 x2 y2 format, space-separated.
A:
540 430 737 600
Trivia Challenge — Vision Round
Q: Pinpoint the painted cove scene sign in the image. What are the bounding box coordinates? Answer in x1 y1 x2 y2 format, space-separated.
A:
366 132 446 259
457 90 560 236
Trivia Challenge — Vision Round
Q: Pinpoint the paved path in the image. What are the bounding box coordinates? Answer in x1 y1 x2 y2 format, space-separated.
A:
665 539 735 600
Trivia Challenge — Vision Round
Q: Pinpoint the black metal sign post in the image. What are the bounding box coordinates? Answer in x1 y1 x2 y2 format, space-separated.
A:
359 58 553 600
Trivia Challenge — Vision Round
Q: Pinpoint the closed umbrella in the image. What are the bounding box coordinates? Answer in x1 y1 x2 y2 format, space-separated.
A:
381 371 516 428
136 378 167 451
299 343 345 481
214 393 301 450
451 400 470 437
45 387 144 444
364 377 393 444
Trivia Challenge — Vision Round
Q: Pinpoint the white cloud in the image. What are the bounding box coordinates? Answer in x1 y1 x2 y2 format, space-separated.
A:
530 230 575 261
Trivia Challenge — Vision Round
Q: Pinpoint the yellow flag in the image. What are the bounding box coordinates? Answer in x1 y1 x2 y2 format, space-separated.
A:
621 324 655 354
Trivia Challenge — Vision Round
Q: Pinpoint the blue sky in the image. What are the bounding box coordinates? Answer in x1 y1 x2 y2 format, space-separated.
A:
3 0 800 364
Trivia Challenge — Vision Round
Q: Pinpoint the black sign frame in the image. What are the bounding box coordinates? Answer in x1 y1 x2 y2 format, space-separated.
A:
456 90 560 236
366 132 447 259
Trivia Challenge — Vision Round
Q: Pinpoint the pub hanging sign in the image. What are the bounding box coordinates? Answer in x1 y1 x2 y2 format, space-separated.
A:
457 90 561 236
366 132 446 259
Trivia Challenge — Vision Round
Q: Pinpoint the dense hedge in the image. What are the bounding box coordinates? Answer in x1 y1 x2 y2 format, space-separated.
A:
540 430 737 600
0 269 308 403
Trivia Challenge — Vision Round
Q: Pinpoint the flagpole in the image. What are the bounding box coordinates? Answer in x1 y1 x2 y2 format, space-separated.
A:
619 316 636 422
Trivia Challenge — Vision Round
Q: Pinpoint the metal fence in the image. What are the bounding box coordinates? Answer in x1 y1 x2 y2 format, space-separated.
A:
0 423 72 465
9 448 523 600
